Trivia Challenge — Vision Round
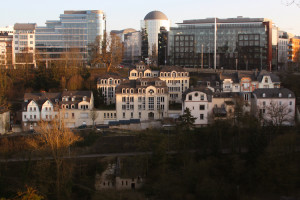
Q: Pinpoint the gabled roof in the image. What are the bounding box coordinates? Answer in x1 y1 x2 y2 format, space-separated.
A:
253 88 295 99
182 87 213 102
23 92 61 111
257 70 280 82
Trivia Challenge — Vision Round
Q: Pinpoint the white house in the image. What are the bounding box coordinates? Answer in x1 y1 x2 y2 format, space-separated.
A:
22 92 60 131
182 88 213 126
252 88 295 126
257 70 280 89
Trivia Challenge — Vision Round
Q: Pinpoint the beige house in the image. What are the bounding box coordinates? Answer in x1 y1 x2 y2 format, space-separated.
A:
116 78 169 121
97 73 123 105
159 66 189 103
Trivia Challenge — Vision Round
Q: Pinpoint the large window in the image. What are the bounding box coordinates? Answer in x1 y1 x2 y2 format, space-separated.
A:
148 97 154 110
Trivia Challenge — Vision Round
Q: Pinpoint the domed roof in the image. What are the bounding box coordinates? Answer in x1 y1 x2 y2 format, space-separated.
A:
144 11 168 20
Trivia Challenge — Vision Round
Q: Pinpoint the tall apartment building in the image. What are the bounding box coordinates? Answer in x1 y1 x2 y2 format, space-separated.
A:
123 31 141 63
168 17 273 70
35 10 106 65
288 37 300 66
13 23 36 67
0 26 13 68
141 11 170 58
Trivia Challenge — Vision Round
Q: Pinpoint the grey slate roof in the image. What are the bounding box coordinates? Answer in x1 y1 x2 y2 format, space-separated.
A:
253 88 295 99
23 92 61 111
257 70 280 82
182 87 213 102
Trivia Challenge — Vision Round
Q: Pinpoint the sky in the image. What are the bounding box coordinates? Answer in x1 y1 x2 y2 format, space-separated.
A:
1 0 300 35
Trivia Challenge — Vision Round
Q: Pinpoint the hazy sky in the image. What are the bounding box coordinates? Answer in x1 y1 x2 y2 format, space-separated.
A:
1 0 299 35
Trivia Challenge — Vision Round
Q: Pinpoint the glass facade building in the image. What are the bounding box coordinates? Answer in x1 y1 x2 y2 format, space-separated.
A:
35 10 106 65
168 17 273 70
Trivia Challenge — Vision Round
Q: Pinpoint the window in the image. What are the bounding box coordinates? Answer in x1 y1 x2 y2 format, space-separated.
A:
200 114 204 120
122 105 126 110
131 112 133 118
34 107 36 111
122 97 126 102
123 112 125 118
104 113 106 118
24 115 26 119
139 112 141 118
265 77 268 83
263 101 266 106
46 115 48 119
130 97 134 102
188 95 192 101
200 95 204 100
72 113 75 118
148 97 154 110
200 105 205 110
290 101 293 105
65 113 68 119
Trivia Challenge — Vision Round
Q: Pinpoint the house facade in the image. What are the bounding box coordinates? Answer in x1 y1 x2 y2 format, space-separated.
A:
252 88 295 126
115 78 169 121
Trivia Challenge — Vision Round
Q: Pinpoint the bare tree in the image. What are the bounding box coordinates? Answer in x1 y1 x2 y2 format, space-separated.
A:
263 101 294 126
90 33 123 72
90 109 99 126
283 0 300 6
27 118 81 199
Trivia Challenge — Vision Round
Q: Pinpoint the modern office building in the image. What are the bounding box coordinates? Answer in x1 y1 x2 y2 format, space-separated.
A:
35 10 106 65
168 17 274 70
123 31 141 63
141 11 170 59
13 23 37 67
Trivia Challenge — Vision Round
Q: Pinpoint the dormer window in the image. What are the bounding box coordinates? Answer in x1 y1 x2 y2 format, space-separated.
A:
72 96 75 101
216 82 219 86
279 93 282 97
83 96 87 101
288 94 292 98
262 93 266 97
71 104 75 109
207 82 210 86
130 89 134 94
122 89 125 94
265 77 268 83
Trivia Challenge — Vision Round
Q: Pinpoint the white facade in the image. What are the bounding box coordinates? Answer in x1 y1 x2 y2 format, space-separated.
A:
252 89 295 126
97 76 122 105
159 69 189 103
116 79 169 121
183 90 213 125
13 23 36 67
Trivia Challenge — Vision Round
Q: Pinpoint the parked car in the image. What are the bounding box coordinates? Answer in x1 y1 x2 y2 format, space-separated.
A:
78 124 87 129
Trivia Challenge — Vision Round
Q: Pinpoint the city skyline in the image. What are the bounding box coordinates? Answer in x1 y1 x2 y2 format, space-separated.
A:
1 0 300 35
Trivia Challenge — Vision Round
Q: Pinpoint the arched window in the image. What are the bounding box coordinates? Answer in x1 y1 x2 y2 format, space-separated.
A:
71 104 75 109
130 89 134 94
65 104 69 109
161 89 164 93
172 72 176 77
157 89 160 94
160 72 163 77
164 73 167 77
126 89 129 93
122 89 125 94
142 89 146 94
138 88 141 93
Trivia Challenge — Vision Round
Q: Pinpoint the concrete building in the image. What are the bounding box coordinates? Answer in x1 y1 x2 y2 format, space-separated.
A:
159 66 190 103
141 11 170 58
278 31 289 70
168 17 274 70
13 23 36 67
97 73 123 105
0 27 13 68
115 78 169 121
252 88 295 126
182 88 213 125
35 10 106 65
288 37 300 66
